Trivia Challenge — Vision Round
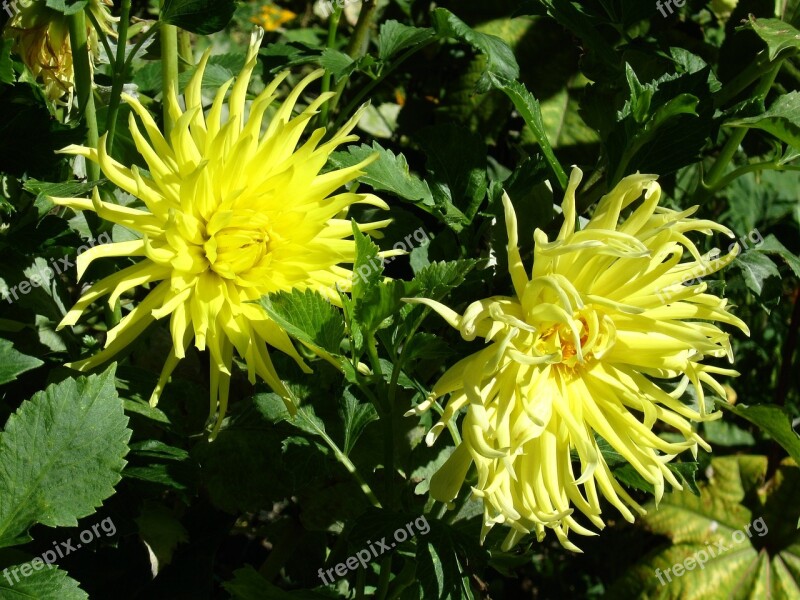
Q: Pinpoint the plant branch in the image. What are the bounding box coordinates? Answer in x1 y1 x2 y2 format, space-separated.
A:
105 0 132 151
698 63 782 200
68 9 100 183
160 9 179 137
319 4 343 127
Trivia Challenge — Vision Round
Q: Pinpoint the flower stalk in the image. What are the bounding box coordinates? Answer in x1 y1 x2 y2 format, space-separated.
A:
160 18 179 136
67 9 100 182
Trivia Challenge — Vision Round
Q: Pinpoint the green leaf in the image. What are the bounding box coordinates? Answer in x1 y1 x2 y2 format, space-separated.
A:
411 446 455 495
378 21 437 61
609 456 800 598
430 8 519 91
123 464 195 491
339 391 378 455
733 251 781 295
414 520 485 600
258 289 346 356
0 38 14 85
416 124 488 227
129 440 189 461
159 0 236 34
135 503 188 574
489 77 567 189
727 92 800 150
0 339 42 385
702 419 756 447
719 402 800 464
319 48 355 79
44 0 89 15
350 221 383 303
192 394 296 513
357 279 413 333
0 562 88 599
756 234 800 278
22 179 106 200
329 142 435 210
290 406 328 438
745 16 800 61
411 260 477 299
530 0 619 69
0 365 131 548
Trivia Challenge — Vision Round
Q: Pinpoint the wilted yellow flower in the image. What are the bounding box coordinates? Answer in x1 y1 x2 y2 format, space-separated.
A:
3 0 115 104
406 168 749 551
51 29 389 436
250 3 296 31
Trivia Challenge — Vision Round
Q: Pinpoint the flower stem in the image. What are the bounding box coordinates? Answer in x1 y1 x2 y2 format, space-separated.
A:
706 160 800 192
319 4 343 127
160 5 179 137
105 0 132 151
375 554 393 600
85 9 114 66
701 64 782 196
178 29 193 71
67 9 100 183
320 426 383 509
345 0 379 59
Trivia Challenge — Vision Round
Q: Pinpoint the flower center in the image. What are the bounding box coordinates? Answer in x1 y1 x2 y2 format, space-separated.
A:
203 209 273 279
534 315 597 369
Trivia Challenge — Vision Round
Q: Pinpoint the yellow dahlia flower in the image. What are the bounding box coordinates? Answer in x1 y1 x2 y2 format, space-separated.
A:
52 29 390 436
406 168 749 551
3 0 115 104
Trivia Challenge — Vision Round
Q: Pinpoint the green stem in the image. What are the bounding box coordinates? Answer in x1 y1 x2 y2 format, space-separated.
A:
105 0 132 151
124 23 161 75
67 10 100 183
319 4 343 127
386 559 416 600
178 29 193 71
366 333 394 510
375 555 393 600
84 9 114 66
345 0 379 59
712 50 778 109
325 429 383 508
701 64 782 196
707 160 800 192
355 568 366 600
160 18 180 137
